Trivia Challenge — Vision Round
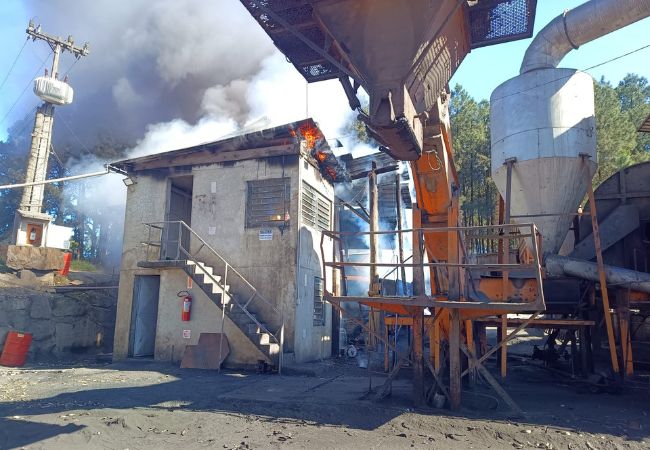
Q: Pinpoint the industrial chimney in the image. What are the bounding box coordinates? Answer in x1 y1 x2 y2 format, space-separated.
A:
490 0 650 257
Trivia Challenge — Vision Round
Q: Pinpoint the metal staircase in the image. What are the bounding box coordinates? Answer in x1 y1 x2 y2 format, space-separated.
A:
140 221 284 371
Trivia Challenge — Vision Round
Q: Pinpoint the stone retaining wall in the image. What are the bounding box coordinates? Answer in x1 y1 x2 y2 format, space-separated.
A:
5 245 65 271
0 288 117 359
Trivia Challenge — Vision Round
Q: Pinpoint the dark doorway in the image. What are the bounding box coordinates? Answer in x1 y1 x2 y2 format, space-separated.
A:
129 275 161 357
162 176 193 260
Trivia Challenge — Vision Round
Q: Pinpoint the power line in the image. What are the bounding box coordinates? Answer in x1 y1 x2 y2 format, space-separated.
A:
583 42 650 72
0 51 52 128
55 110 93 154
9 104 39 138
0 38 29 93
62 57 79 78
489 42 650 104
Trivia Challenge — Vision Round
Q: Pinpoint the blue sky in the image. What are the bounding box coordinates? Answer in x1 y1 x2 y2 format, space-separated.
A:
451 0 650 100
0 1 649 142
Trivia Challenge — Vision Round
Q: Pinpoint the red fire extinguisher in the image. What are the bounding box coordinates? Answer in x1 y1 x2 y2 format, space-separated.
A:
178 291 192 322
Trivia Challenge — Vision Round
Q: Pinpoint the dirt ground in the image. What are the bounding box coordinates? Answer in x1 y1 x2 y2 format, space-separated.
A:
0 357 649 450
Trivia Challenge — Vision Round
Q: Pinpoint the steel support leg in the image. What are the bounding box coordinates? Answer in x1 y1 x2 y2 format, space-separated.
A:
449 308 461 411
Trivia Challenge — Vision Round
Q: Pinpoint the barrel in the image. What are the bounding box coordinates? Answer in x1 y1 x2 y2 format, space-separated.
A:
0 331 33 367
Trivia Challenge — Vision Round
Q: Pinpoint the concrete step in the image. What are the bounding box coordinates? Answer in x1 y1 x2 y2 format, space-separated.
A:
183 256 279 365
205 291 227 306
200 280 229 294
245 322 268 335
230 311 258 324
250 332 272 346
262 343 281 356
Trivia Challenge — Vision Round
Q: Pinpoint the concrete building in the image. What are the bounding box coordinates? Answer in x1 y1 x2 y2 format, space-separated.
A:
111 119 342 369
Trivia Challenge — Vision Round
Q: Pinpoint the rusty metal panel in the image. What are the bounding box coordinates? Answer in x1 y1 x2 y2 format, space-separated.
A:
570 204 640 261
467 0 537 49
180 333 230 370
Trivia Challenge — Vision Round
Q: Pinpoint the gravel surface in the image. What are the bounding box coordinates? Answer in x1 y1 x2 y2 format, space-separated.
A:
1 359 649 449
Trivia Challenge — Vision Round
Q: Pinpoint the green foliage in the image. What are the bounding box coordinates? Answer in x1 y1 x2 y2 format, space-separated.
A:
68 240 80 253
615 74 650 159
593 79 637 185
341 113 372 144
0 128 131 265
70 259 99 272
450 85 497 229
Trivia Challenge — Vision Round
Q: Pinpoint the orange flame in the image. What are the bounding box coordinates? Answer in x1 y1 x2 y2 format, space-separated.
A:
315 151 327 163
298 124 322 150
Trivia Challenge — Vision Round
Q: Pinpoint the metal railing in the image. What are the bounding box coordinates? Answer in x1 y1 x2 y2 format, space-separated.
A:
320 222 545 312
142 220 285 369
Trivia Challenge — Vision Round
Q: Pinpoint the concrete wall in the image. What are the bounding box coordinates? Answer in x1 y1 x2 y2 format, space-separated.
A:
154 269 267 366
113 174 168 360
190 157 300 352
114 153 335 365
293 158 334 362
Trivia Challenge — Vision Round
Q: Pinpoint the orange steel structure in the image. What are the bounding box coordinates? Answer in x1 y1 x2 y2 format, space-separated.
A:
241 0 541 411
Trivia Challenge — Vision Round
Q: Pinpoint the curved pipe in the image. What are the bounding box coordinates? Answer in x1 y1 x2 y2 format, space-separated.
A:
520 0 650 74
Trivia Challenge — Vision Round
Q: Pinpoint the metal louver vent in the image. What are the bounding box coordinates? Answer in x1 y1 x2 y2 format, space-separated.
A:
313 276 325 326
302 181 331 231
246 177 291 228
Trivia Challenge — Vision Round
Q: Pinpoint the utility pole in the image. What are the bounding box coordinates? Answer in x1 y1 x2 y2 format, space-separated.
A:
19 20 89 214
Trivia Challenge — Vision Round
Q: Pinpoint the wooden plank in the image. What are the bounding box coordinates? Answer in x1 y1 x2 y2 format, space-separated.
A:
385 316 438 326
500 315 507 378
460 343 524 418
324 261 536 269
587 175 620 374
375 358 405 400
326 294 541 311
449 308 461 411
461 312 542 378
412 310 425 406
133 144 298 171
426 358 450 406
474 318 595 328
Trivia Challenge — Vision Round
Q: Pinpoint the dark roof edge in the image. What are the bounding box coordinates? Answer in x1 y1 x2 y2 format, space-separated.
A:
111 118 319 172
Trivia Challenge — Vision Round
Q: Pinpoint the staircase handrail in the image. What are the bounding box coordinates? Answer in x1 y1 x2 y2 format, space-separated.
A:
144 220 283 319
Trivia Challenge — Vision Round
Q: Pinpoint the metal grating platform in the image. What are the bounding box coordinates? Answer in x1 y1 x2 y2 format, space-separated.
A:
241 0 350 82
467 0 537 48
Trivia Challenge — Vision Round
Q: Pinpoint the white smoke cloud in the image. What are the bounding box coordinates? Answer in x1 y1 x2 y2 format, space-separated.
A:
13 0 378 265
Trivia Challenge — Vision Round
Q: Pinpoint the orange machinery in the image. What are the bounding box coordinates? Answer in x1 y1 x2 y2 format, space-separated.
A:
241 0 542 410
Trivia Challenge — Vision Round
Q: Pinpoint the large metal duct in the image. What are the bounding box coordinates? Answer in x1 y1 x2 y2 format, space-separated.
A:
521 0 650 74
546 255 650 294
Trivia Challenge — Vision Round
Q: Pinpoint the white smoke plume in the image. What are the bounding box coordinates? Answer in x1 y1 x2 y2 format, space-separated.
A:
12 1 372 264
18 0 357 153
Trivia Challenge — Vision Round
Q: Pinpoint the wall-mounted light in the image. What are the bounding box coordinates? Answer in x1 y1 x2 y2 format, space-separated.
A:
122 177 136 187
